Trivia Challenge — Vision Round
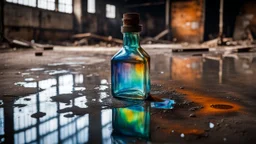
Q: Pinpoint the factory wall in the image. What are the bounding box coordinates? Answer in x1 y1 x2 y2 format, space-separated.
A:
4 2 73 42
3 0 125 42
233 0 256 40
127 4 166 39
80 0 124 39
5 0 254 43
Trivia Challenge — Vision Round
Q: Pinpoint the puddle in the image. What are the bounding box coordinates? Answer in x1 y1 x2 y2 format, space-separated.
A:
48 62 85 66
94 85 109 91
74 87 86 91
29 68 45 71
24 78 35 82
21 73 30 77
14 82 27 87
2 73 149 143
151 98 175 109
45 70 69 75
101 79 108 84
14 78 57 89
1 66 126 144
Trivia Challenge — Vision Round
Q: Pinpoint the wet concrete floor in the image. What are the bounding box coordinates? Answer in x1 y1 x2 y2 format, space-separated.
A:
0 49 256 143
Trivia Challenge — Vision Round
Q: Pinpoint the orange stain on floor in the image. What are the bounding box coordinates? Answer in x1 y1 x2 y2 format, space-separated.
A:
177 89 243 115
154 117 205 136
166 125 204 135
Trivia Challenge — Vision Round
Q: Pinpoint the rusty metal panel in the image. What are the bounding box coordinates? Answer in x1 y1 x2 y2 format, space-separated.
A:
171 0 204 43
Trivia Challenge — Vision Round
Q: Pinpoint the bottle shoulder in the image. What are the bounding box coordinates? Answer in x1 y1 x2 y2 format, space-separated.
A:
138 47 150 59
111 47 148 62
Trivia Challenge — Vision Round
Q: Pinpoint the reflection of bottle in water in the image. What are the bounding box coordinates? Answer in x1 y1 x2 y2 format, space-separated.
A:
112 105 150 139
111 13 150 100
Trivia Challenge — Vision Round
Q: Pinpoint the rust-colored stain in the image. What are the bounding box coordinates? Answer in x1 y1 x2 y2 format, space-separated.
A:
177 89 242 115
210 104 233 110
154 118 205 136
167 125 204 136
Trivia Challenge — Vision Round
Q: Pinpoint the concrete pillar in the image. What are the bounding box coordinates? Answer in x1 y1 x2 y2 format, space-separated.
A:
55 0 59 11
0 0 4 42
219 0 224 44
73 0 82 33
165 0 171 40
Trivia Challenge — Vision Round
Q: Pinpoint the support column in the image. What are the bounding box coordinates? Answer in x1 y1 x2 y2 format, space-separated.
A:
219 0 224 45
55 0 59 11
165 0 171 40
73 0 82 33
0 0 4 42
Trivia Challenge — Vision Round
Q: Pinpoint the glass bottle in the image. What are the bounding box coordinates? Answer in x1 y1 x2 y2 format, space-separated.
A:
111 13 150 100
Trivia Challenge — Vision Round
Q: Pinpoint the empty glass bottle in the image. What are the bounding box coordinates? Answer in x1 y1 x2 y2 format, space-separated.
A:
111 13 150 100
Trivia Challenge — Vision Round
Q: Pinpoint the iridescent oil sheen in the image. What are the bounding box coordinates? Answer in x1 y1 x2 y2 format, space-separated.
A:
111 32 150 100
112 105 150 138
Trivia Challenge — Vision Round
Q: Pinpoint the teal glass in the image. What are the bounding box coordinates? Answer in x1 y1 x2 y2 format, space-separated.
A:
112 105 150 138
111 32 150 100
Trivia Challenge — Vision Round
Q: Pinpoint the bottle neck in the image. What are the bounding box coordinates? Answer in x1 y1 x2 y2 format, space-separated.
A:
123 32 140 49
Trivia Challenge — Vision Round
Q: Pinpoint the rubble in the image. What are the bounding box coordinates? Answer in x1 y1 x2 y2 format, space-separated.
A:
72 33 123 45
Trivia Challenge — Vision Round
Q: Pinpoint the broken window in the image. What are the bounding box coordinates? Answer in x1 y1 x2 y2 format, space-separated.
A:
87 0 96 13
38 0 55 11
58 0 73 14
6 0 37 7
106 4 116 19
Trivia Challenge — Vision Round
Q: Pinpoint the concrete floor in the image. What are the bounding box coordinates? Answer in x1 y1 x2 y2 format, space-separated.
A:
0 48 256 143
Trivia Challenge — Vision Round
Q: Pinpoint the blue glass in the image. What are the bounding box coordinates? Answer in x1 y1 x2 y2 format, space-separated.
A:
151 98 176 109
112 105 150 138
111 32 150 100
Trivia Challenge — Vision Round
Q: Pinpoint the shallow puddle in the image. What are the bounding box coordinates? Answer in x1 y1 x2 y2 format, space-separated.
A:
1 52 256 143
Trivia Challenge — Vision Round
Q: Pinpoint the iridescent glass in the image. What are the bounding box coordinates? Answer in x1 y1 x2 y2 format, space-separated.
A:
111 32 150 100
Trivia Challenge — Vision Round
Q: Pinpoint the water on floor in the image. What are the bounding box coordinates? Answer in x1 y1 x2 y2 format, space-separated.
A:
0 50 256 143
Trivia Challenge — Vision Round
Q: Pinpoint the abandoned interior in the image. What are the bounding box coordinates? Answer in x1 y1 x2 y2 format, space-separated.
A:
0 0 256 143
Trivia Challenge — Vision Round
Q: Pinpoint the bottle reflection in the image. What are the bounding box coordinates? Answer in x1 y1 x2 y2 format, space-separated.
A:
112 104 150 140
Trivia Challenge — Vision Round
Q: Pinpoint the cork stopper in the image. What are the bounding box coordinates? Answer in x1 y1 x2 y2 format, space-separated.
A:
121 13 142 33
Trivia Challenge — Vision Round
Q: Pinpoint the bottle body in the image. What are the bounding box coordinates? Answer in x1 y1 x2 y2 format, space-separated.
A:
111 33 150 100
